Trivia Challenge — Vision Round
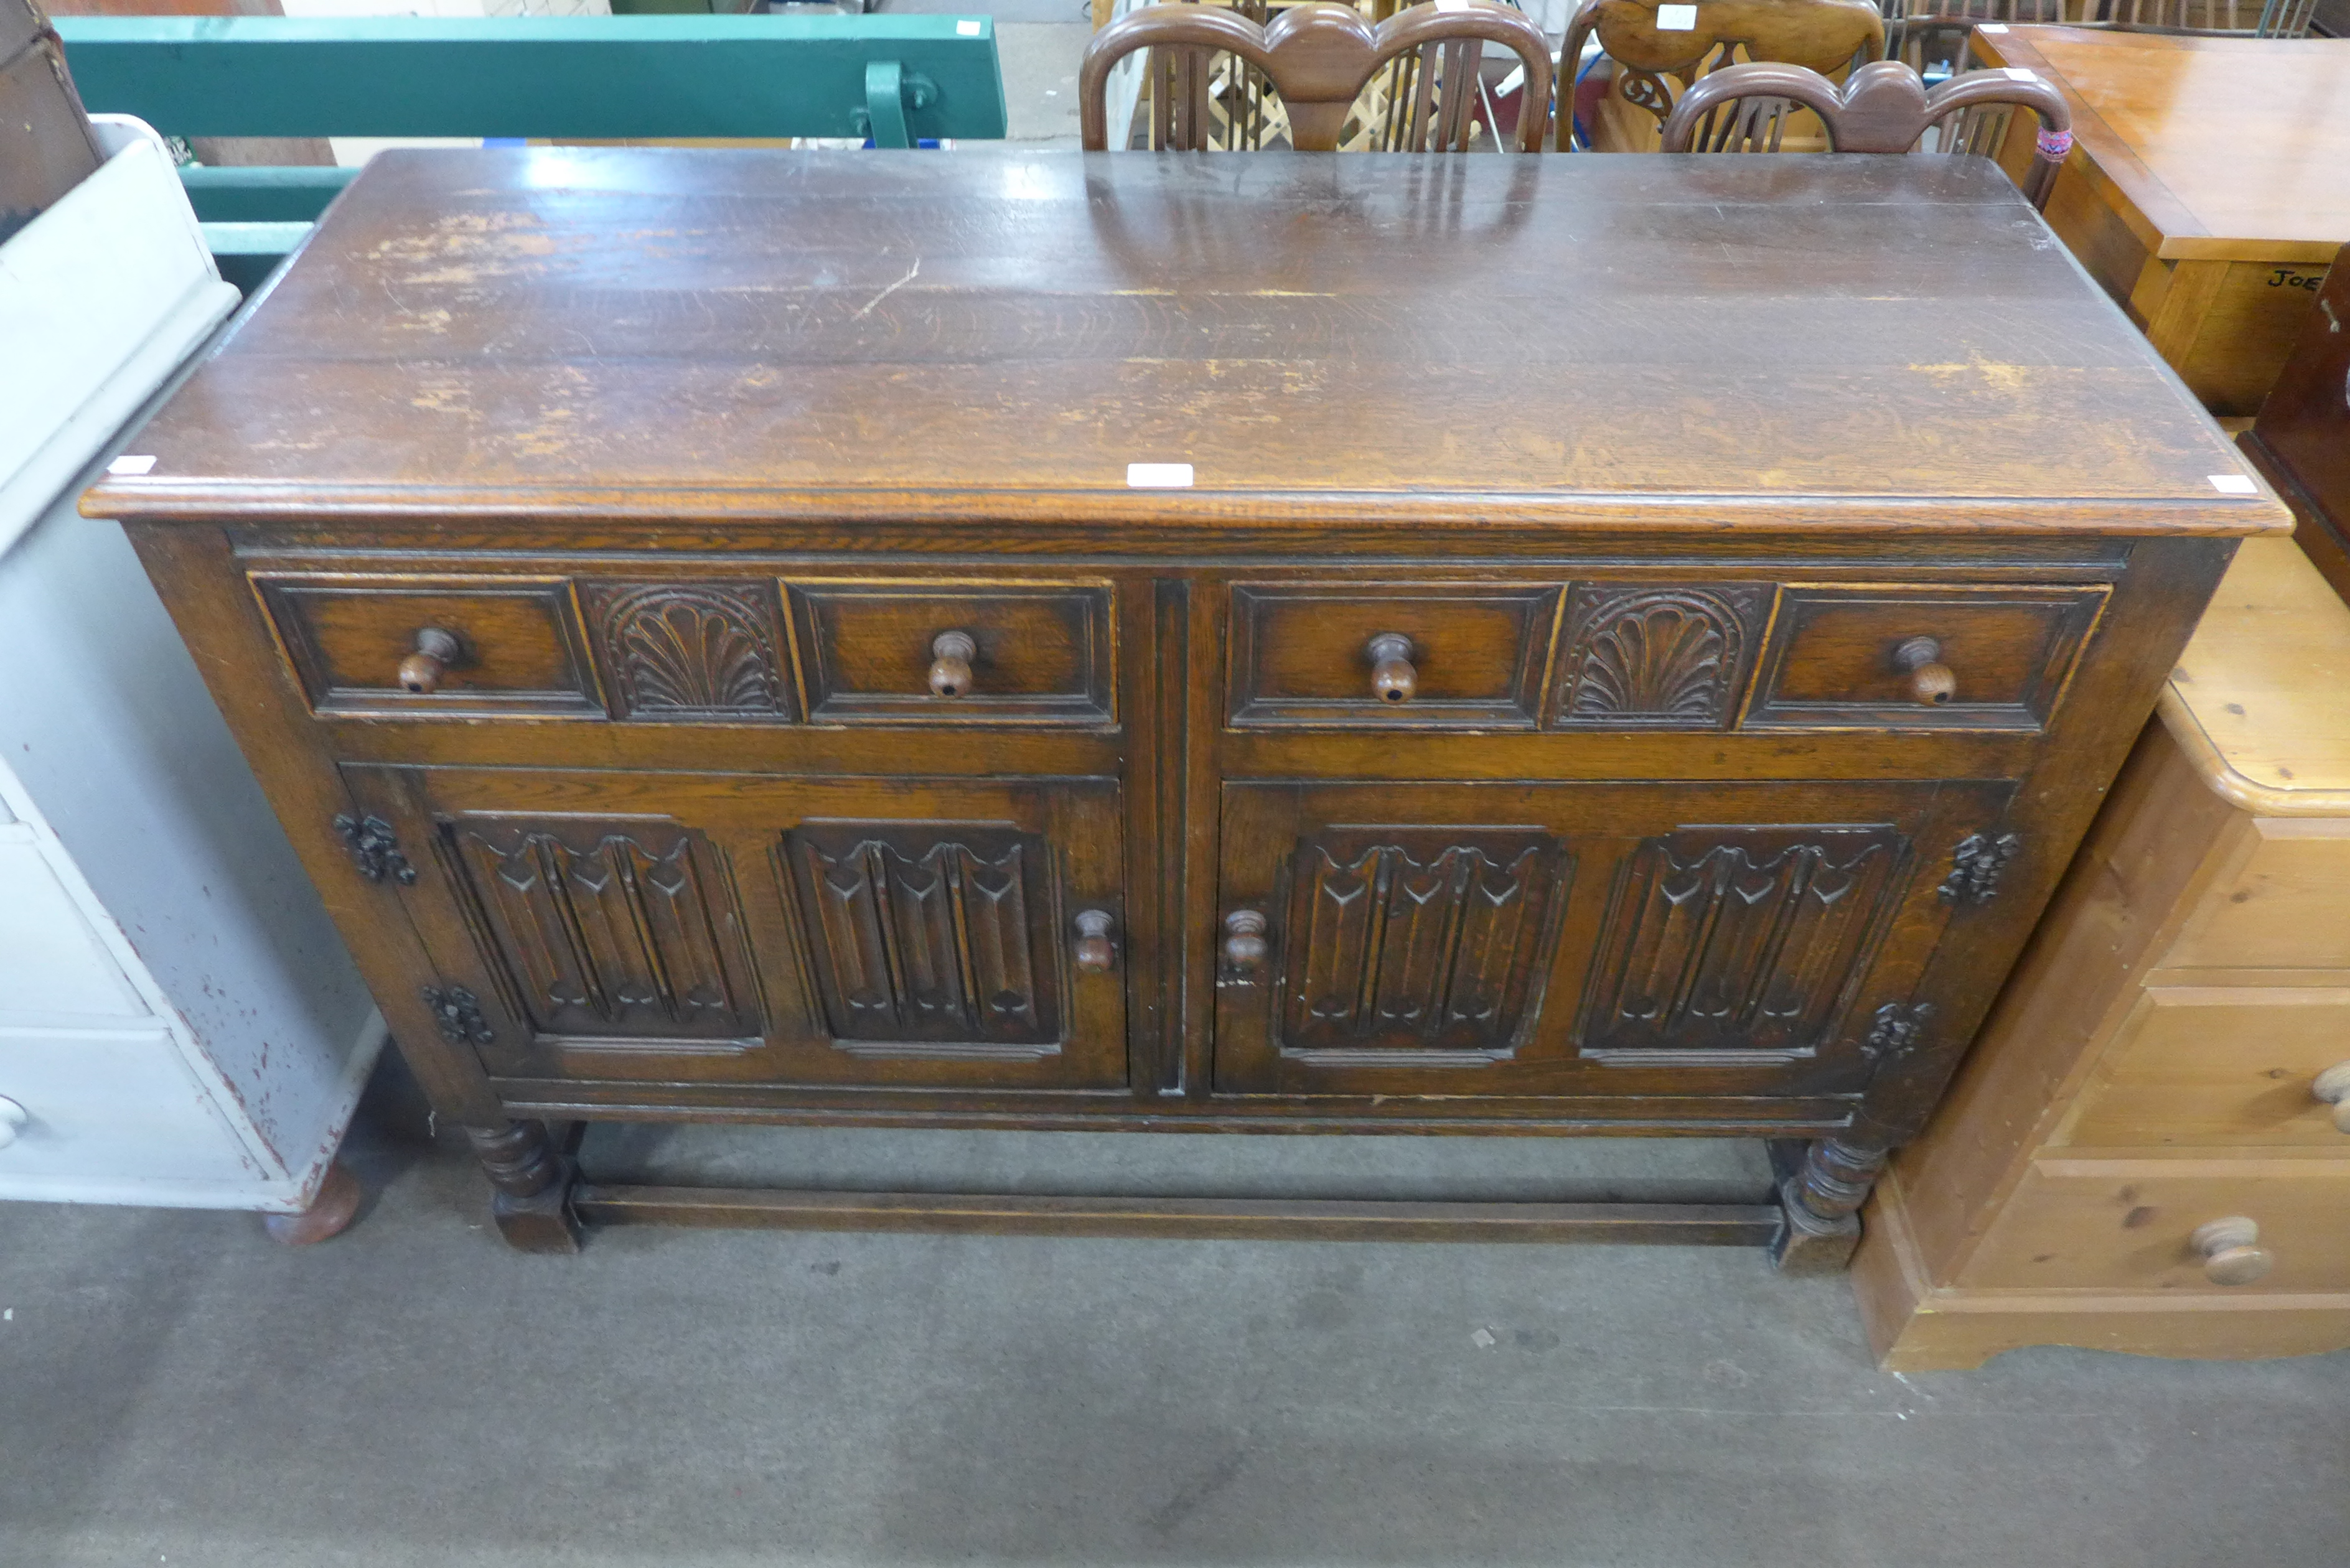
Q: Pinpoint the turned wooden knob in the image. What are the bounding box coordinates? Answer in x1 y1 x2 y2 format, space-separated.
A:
0 1096 27 1150
1072 909 1117 973
928 630 977 698
1366 632 1417 704
1893 636 1955 706
2190 1216 2274 1286
397 627 462 694
1223 909 1268 971
2313 1061 2350 1134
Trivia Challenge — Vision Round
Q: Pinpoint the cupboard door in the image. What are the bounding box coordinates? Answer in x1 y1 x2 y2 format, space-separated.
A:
340 767 1127 1091
1212 780 2006 1099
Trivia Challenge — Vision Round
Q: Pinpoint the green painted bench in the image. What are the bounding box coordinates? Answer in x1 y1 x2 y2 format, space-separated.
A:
54 14 1007 286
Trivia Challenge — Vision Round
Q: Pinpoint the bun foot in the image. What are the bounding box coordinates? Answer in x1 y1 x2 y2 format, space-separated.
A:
261 1160 365 1246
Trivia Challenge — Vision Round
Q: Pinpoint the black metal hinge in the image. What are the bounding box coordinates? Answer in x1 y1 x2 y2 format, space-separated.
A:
421 984 495 1047
332 812 417 885
1939 831 2021 905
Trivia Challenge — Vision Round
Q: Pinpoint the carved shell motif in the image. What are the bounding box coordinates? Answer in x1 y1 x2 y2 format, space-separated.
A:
1556 587 1756 728
596 583 790 721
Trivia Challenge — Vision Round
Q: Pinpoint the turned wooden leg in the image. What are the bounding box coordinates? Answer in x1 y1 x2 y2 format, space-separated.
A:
466 1119 581 1254
261 1159 365 1246
1770 1136 1888 1276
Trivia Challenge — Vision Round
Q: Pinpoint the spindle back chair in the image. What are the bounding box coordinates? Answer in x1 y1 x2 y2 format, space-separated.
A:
1079 1 1553 152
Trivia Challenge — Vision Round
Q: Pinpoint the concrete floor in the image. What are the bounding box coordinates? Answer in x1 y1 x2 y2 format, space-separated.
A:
5 1057 2348 1568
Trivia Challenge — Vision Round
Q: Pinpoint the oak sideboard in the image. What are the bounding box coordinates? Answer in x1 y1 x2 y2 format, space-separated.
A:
85 148 2283 1260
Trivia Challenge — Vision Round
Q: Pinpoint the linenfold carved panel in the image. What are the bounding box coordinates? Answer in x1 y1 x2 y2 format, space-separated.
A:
1551 584 1768 729
787 823 1063 1054
1280 828 1563 1060
1582 825 1908 1058
586 581 795 722
447 817 761 1042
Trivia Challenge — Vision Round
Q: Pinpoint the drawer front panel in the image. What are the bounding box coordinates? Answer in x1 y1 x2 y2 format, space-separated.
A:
1961 1164 2350 1292
0 1027 258 1186
0 844 149 1020
2163 821 2350 973
1745 584 2107 730
2059 988 2350 1150
1227 584 1559 729
790 581 1115 725
256 574 604 718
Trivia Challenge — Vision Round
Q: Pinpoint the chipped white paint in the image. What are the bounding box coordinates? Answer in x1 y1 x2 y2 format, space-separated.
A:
2209 474 2258 494
1655 4 1698 27
0 121 385 1216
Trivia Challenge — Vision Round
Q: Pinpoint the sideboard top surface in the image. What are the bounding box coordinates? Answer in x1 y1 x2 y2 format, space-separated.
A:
87 147 2282 537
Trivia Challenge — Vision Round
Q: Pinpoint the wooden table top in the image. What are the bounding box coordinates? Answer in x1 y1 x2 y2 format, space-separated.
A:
2164 535 2350 814
1972 27 2350 263
88 147 2280 538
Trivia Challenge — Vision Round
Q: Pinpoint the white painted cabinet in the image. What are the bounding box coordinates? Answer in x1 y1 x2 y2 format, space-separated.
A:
0 118 386 1220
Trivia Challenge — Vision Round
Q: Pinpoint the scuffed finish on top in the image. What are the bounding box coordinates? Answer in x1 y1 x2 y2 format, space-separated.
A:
86 147 2283 536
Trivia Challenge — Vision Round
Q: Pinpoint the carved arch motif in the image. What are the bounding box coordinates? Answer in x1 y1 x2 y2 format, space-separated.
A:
1580 824 1908 1059
590 581 793 722
447 816 762 1043
1553 584 1768 729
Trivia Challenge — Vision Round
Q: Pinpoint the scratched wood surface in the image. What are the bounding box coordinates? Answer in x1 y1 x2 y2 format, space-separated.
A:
87 146 2285 1258
86 146 2269 533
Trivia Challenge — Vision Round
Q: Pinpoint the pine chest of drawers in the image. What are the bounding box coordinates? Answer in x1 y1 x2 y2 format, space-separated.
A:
1855 538 2350 1364
85 147 2284 1259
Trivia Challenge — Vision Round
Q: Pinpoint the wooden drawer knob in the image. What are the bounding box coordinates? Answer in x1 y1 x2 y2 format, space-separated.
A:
1893 636 1956 706
2190 1216 2274 1286
928 630 977 698
397 627 462 694
1366 633 1417 704
1223 909 1268 972
2315 1062 2350 1134
1072 908 1117 973
0 1096 26 1150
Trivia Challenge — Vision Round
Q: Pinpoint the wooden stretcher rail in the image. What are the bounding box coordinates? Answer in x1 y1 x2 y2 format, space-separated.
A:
569 1185 1789 1245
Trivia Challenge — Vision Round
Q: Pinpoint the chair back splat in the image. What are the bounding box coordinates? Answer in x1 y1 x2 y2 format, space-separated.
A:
1079 0 1553 152
1660 58 2073 208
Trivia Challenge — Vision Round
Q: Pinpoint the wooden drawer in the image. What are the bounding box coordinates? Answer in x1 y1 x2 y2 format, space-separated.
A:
789 581 1115 726
1226 583 1559 729
2161 821 2350 974
0 842 149 1022
1959 1161 2350 1292
2058 988 2350 1150
255 574 604 719
1744 583 2106 730
0 1026 257 1187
